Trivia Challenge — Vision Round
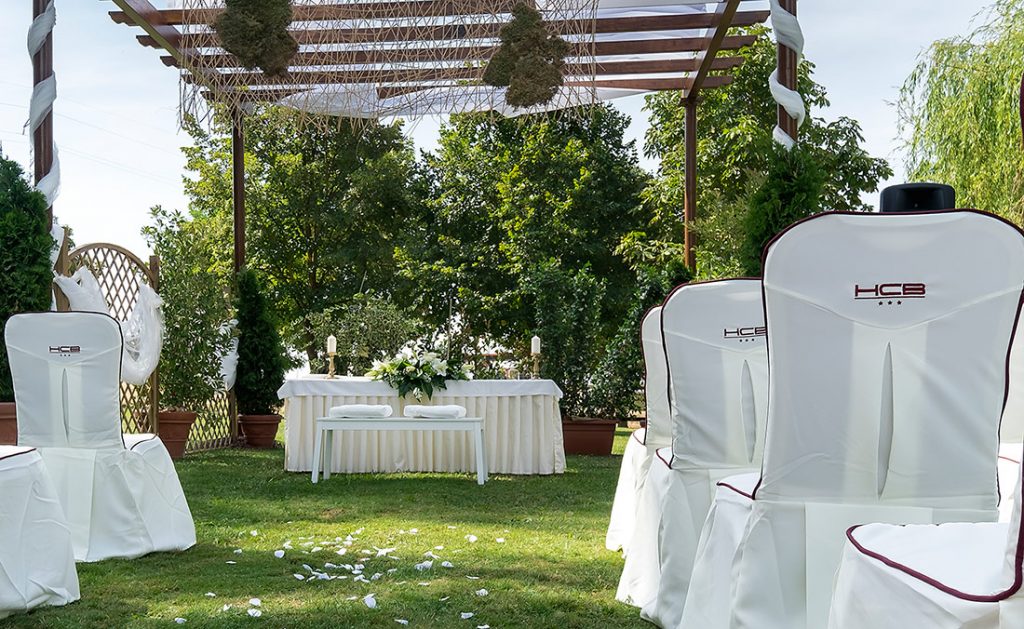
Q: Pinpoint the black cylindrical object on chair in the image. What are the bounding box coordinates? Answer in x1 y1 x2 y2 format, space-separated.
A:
879 183 955 213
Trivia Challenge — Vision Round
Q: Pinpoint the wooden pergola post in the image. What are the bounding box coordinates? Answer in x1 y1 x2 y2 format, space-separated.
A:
32 0 55 227
776 0 799 143
683 98 698 271
231 108 246 273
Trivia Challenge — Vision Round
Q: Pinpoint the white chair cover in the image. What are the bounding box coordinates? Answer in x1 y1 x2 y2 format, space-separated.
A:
607 306 670 553
642 279 768 628
0 446 78 619
720 210 1024 629
829 442 1023 629
5 312 196 562
616 446 673 607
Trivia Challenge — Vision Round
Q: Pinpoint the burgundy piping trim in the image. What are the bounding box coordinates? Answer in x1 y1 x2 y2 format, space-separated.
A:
716 480 755 501
1000 455 1022 466
752 209 1024 502
655 447 674 469
660 277 764 464
128 434 158 451
0 447 36 462
5 311 129 450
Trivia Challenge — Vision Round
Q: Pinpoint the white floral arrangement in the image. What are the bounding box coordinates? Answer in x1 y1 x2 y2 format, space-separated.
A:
366 342 472 399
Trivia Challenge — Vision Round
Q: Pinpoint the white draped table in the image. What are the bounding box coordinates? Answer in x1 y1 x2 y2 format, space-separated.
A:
280 376 566 475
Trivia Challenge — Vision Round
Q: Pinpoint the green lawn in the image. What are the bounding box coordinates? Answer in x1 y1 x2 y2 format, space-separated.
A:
2 428 645 628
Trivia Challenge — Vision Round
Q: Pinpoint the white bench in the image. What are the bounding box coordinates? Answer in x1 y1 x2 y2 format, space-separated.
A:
311 416 488 485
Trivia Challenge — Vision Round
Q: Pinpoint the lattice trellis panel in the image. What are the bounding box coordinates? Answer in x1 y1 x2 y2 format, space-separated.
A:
191 390 236 453
59 243 237 452
65 244 159 435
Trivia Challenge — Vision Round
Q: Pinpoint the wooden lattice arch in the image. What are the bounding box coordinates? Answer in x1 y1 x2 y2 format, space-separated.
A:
56 242 237 453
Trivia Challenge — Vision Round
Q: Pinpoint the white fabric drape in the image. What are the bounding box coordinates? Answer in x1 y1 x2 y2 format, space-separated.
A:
684 211 1024 629
281 377 565 475
0 446 78 619
606 306 671 553
4 313 196 562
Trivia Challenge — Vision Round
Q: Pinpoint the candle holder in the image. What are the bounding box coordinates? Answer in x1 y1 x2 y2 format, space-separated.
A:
327 352 337 379
531 353 541 379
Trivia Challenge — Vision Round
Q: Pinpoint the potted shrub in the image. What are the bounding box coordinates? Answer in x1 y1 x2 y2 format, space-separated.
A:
0 153 54 444
144 207 232 459
234 268 287 448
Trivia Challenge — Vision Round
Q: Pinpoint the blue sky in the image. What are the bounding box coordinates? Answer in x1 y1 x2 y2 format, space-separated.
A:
0 1 991 256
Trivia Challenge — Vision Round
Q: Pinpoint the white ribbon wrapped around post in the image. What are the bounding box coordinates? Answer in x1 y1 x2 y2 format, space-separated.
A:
27 0 59 207
769 0 806 150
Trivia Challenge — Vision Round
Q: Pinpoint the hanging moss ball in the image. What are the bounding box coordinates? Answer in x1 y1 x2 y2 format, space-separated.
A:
483 3 570 108
214 0 298 78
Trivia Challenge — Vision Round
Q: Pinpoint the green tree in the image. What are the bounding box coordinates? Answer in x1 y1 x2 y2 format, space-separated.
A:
899 0 1024 221
234 268 287 415
0 153 53 402
642 30 892 277
400 106 648 355
182 108 422 361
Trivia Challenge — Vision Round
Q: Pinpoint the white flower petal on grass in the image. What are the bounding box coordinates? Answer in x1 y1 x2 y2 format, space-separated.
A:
247 609 262 618
312 547 322 553
424 551 440 559
273 550 285 559
174 618 186 624
250 530 259 537
441 561 453 568
395 620 409 626
293 574 305 580
355 564 365 570
434 546 444 550
387 568 398 574
495 538 505 544
205 592 216 598
249 598 261 607
371 573 383 580
225 561 237 565
464 535 477 543
409 528 418 534
363 594 377 609
346 596 358 601
233 549 243 554
466 576 480 580
439 596 450 602
376 547 397 557
221 604 232 612
418 582 430 586
414 560 433 571
477 625 491 629
460 612 475 619
336 548 348 556
475 589 488 596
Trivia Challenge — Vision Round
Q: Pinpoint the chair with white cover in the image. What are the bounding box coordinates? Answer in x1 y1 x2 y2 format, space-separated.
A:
684 210 1024 629
5 312 196 562
828 451 1022 629
0 446 79 618
606 305 671 553
640 279 768 628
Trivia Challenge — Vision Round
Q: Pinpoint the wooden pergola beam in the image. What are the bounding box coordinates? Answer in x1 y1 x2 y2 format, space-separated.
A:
184 58 743 88
108 0 185 65
158 35 759 69
111 0 760 25
130 10 770 49
684 0 742 99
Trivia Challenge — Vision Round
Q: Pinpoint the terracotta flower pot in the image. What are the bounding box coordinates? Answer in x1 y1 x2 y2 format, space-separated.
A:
239 414 281 449
157 410 197 460
0 402 16 445
561 418 618 456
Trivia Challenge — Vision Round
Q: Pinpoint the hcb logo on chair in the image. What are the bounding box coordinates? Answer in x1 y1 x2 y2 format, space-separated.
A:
723 327 766 343
854 283 926 302
48 345 81 355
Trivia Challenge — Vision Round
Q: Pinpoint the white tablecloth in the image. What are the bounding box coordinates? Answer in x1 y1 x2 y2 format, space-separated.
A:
280 376 566 475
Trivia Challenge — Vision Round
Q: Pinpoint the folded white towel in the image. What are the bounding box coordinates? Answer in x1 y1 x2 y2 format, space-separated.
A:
328 404 393 418
403 404 467 419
